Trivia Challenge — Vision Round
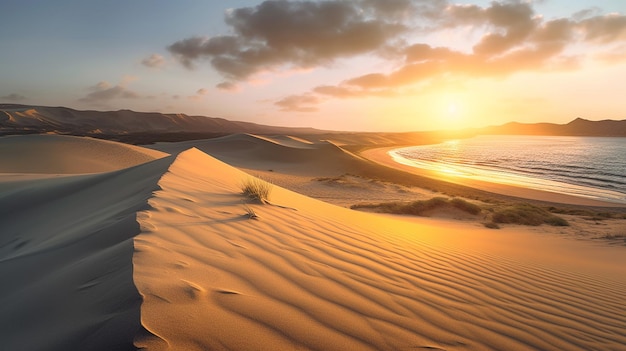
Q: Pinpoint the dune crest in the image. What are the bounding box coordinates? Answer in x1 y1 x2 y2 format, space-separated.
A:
148 133 369 176
0 134 168 174
1 135 624 350
134 148 626 351
0 154 174 351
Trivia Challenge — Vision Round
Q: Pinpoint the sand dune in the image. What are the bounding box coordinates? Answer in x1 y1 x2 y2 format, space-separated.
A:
0 150 174 350
0 134 167 174
133 148 626 351
1 135 625 351
149 133 370 176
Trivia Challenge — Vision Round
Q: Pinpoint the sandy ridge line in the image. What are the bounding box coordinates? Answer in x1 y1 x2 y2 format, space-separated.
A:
132 148 626 351
0 155 175 351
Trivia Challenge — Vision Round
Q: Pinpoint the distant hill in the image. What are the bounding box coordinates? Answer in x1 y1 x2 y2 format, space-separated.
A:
2 104 624 145
480 118 626 137
0 104 448 146
0 104 324 138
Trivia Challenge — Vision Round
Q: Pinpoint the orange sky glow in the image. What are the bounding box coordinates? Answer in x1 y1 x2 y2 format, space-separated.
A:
1 0 625 131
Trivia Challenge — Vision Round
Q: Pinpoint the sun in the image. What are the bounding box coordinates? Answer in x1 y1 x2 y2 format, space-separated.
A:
444 101 463 125
447 103 458 116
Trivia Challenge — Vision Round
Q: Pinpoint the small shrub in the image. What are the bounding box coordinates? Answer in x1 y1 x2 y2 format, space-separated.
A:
450 198 482 215
351 196 482 217
484 222 500 229
240 176 273 203
492 203 569 226
242 204 259 220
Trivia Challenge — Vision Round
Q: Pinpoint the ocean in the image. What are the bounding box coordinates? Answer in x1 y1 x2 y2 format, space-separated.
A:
391 135 626 204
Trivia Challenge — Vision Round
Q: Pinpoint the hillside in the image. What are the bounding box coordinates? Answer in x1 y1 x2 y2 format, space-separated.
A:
480 118 626 137
0 104 454 146
0 104 323 138
2 105 624 145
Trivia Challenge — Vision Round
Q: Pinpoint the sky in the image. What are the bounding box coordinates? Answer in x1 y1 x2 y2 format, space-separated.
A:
1 0 626 132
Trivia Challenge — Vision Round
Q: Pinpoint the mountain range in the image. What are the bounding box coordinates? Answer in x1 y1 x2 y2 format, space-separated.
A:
478 117 626 137
2 104 625 141
0 104 322 136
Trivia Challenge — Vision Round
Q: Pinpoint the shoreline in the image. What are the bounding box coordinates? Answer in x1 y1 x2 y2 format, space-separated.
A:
360 146 626 208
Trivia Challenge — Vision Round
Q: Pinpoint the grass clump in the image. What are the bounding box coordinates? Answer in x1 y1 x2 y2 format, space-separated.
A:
547 206 626 221
491 203 569 226
240 176 273 203
351 197 482 217
242 204 259 220
483 222 501 229
449 198 482 215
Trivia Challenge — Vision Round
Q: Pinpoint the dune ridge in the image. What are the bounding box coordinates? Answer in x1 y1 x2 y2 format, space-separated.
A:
1 135 625 351
0 153 174 350
133 148 626 351
0 134 168 174
148 133 370 176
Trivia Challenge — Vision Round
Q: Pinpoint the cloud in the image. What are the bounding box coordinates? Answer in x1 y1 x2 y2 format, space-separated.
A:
579 13 626 43
164 1 626 113
1 93 27 102
216 81 239 91
275 93 320 112
79 80 141 104
141 53 166 68
187 88 210 101
168 0 407 80
271 2 626 112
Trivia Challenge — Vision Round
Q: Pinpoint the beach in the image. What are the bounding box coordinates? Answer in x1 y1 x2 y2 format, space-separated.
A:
1 134 625 351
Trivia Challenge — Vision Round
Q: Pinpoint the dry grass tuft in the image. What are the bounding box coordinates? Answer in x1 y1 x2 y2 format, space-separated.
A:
240 176 273 203
242 204 259 220
490 203 569 226
351 197 482 216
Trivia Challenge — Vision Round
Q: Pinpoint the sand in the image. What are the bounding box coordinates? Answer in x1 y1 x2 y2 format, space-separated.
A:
1 134 625 351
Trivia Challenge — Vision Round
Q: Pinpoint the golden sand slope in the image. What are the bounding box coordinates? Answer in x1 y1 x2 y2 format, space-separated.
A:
0 134 167 174
134 148 626 351
0 137 173 350
1 135 625 351
148 133 368 176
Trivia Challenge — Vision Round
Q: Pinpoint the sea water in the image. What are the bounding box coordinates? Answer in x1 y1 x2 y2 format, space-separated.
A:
391 135 626 204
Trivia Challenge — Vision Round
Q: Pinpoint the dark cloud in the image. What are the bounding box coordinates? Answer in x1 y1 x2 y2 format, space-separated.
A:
443 1 539 56
359 0 416 18
168 0 407 80
532 18 574 43
164 0 626 113
274 1 626 112
216 81 239 91
579 14 626 43
275 93 320 112
1 93 27 102
141 53 166 68
79 81 141 104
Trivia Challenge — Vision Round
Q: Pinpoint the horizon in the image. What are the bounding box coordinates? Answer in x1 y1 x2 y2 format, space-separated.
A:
3 102 625 134
2 0 626 132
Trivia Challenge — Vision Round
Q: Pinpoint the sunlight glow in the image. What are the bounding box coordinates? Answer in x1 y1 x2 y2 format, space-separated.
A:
438 95 467 129
447 103 458 115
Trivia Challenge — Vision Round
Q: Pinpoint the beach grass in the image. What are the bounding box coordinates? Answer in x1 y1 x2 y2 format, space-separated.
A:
240 176 273 203
242 204 259 219
351 196 482 216
491 203 569 226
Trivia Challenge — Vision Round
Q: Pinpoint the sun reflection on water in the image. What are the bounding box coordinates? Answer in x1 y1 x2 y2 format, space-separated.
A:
389 136 626 204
